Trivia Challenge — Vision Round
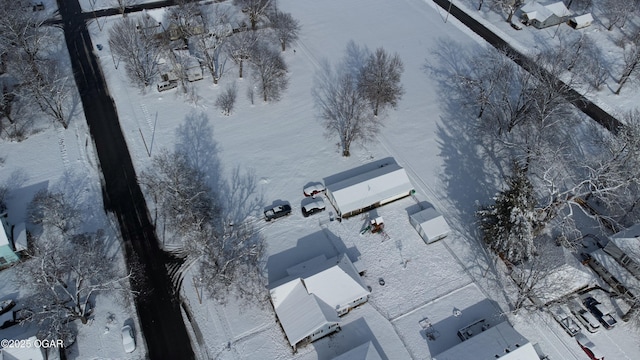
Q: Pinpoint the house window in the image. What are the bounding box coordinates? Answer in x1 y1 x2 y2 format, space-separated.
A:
621 254 631 265
0 257 6 265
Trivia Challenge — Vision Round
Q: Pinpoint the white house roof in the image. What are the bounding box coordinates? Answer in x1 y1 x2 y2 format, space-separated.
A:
0 221 9 247
0 336 45 360
410 207 450 241
325 162 413 216
521 1 570 20
571 13 593 25
333 341 382 360
303 254 370 311
270 279 339 347
433 321 538 360
592 249 640 295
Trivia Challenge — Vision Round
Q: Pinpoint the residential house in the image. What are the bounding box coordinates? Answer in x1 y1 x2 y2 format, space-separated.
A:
520 1 572 29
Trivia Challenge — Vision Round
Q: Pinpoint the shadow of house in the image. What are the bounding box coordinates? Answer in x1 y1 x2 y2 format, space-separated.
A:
315 318 387 360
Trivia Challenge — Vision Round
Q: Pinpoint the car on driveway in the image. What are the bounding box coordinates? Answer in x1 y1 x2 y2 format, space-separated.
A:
302 198 325 217
569 300 600 333
583 296 617 329
264 204 292 221
303 182 325 197
121 325 136 353
575 333 604 360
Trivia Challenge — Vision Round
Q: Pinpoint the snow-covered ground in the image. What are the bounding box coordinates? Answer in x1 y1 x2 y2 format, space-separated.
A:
2 0 640 359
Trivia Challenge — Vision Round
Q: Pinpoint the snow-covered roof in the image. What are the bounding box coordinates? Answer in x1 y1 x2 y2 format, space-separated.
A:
409 207 450 243
527 245 594 303
269 254 369 346
325 160 413 217
303 254 370 311
571 13 593 25
433 321 538 360
270 279 340 347
12 223 27 252
0 336 45 360
0 220 9 248
521 1 570 20
591 249 640 295
333 341 382 360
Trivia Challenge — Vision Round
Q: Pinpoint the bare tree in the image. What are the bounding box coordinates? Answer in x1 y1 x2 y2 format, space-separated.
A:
189 5 232 84
226 30 258 78
109 16 162 88
313 52 379 157
601 0 637 31
215 83 237 116
18 59 74 128
16 230 130 341
492 0 523 23
268 11 300 52
27 188 81 236
233 0 272 30
615 29 640 95
358 47 405 116
249 41 288 102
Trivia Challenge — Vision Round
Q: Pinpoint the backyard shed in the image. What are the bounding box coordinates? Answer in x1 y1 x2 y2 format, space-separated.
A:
409 207 450 244
324 158 414 219
568 13 593 29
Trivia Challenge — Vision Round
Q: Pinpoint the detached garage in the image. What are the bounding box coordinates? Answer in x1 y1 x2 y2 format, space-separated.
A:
409 207 450 244
324 158 414 219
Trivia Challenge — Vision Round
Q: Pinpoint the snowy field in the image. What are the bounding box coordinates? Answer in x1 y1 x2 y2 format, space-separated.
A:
2 0 640 359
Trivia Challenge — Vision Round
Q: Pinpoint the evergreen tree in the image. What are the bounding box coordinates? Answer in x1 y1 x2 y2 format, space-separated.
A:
477 162 538 263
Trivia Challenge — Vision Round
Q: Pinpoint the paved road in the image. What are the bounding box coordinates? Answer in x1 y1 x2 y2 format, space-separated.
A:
55 1 195 359
432 0 623 133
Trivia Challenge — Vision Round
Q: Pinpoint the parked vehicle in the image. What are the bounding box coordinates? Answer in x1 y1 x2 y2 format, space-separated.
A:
157 81 178 92
550 305 580 337
302 198 325 217
264 204 292 221
575 333 604 360
303 182 325 197
583 296 617 329
121 325 136 353
569 300 600 333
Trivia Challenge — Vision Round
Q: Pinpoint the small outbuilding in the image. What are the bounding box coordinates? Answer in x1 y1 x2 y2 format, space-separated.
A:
324 158 414 219
568 13 593 29
409 207 450 244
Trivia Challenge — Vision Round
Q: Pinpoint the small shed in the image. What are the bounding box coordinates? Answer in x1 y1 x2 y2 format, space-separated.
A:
324 158 414 219
568 13 593 29
409 207 450 244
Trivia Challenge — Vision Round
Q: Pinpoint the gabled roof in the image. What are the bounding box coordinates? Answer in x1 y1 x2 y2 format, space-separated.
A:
270 279 340 347
333 341 382 360
571 13 593 25
303 254 370 311
410 207 450 242
521 1 570 20
325 160 413 216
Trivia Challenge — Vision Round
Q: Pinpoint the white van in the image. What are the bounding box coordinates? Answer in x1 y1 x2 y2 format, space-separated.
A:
157 81 177 92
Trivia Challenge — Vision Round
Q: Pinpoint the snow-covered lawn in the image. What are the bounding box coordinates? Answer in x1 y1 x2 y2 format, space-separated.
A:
2 0 640 359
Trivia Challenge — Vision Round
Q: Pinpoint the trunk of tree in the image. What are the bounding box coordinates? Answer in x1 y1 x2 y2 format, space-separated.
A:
616 61 638 94
507 8 515 23
251 17 257 31
374 99 380 116
342 148 350 157
281 41 286 52
478 0 484 10
239 60 244 78
622 300 640 322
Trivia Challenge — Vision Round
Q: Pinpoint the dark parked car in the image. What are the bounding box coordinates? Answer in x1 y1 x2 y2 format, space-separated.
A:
264 204 292 221
302 198 325 217
583 296 617 329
